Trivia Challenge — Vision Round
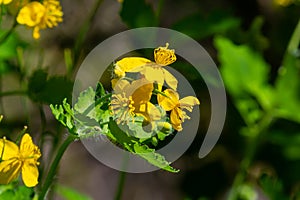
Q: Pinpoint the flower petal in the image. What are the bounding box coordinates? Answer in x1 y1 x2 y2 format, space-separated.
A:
136 102 161 122
112 79 130 94
157 89 179 111
16 2 45 27
20 134 41 160
114 57 151 77
179 96 200 112
142 66 165 86
162 68 178 91
170 108 183 131
131 78 154 104
0 138 19 160
21 161 39 187
0 159 22 184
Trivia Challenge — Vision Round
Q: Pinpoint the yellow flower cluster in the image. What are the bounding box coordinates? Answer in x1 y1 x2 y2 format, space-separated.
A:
16 0 63 39
1 0 63 39
110 44 200 131
0 134 41 187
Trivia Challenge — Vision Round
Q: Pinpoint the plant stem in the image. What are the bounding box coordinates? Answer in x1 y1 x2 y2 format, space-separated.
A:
156 0 165 23
227 113 274 200
287 18 300 54
0 20 17 45
114 170 127 200
114 154 129 200
38 134 78 200
73 0 104 67
0 90 27 97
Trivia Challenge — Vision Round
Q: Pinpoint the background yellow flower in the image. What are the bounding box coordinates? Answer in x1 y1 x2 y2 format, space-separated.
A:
16 0 63 39
0 134 41 187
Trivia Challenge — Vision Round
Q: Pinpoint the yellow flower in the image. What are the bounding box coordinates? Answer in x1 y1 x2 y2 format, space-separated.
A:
113 43 178 90
0 0 12 5
0 133 41 187
157 89 200 131
17 0 63 39
111 78 161 124
111 91 135 125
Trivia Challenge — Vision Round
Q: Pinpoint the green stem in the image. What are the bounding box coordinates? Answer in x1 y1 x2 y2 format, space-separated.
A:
114 170 127 200
114 153 129 200
227 113 274 200
0 20 17 45
0 90 27 97
287 18 300 54
38 134 78 200
156 0 165 24
73 0 104 67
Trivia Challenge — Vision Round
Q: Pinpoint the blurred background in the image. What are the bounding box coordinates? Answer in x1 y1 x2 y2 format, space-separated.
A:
0 0 300 199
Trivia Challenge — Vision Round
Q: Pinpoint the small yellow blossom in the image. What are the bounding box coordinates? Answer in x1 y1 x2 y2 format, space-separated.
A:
113 43 178 90
17 0 63 39
111 78 161 124
154 43 176 66
0 133 41 187
0 0 12 5
157 89 200 131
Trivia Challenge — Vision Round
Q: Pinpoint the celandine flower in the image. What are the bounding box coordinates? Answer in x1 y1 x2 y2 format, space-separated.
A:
111 92 135 124
158 89 200 131
113 43 178 90
111 79 161 124
17 0 63 39
0 133 41 187
0 0 12 5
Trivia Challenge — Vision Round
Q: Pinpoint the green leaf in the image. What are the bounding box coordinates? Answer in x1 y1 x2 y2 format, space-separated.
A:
274 53 300 123
0 185 34 200
268 131 300 160
95 82 106 99
74 87 97 117
214 36 270 97
120 0 157 28
108 119 137 144
28 69 73 105
236 184 258 200
127 116 153 140
245 17 269 52
172 11 240 40
74 86 110 123
132 143 179 173
108 119 179 173
55 184 92 200
259 175 289 200
27 69 48 95
214 36 275 124
50 98 75 133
